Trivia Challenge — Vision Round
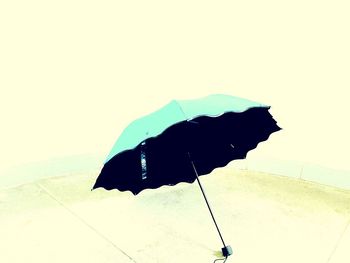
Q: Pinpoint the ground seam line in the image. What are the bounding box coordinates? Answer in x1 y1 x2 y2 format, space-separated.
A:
36 183 137 263
326 217 350 263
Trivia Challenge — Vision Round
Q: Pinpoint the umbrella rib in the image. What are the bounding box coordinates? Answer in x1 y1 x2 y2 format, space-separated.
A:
173 100 188 119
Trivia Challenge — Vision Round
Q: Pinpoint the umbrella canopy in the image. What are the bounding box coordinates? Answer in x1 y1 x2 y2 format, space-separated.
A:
93 94 281 194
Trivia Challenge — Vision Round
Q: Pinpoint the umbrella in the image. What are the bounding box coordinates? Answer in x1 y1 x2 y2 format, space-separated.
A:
93 94 281 260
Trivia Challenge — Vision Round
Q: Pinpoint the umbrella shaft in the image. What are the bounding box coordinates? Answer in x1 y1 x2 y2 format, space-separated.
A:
190 158 227 248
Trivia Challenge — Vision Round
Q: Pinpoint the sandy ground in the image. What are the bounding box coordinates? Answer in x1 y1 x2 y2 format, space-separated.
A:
0 168 349 263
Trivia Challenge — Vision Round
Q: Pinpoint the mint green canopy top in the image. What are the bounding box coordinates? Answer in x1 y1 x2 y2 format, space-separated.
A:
105 94 268 163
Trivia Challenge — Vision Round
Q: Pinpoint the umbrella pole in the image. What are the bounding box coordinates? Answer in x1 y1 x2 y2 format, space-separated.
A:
188 154 233 258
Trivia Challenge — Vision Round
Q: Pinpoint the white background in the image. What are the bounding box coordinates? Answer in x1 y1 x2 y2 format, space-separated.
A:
1 0 349 174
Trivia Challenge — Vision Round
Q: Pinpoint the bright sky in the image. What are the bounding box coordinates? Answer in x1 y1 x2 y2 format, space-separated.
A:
1 1 349 173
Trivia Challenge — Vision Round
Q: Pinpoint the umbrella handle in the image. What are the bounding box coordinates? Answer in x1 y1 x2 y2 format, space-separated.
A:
187 152 233 258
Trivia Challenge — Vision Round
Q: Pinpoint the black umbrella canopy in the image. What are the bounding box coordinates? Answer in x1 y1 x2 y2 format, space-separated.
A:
93 95 281 195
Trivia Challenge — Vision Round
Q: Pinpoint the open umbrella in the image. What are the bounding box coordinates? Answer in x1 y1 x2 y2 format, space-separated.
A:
93 94 281 261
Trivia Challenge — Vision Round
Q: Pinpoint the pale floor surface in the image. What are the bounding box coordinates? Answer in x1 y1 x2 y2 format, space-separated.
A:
1 169 349 263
